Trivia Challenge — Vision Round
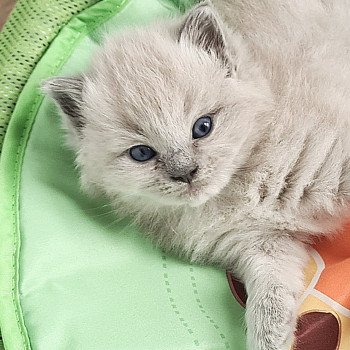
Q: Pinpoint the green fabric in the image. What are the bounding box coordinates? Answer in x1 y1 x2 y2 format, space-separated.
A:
0 0 246 349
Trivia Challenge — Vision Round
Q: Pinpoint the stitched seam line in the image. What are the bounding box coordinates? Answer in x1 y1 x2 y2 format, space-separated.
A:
161 255 200 347
10 1 128 348
11 29 82 350
189 267 231 349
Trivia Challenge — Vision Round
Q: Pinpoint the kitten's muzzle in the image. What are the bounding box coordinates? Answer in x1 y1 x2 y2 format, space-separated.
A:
170 166 199 184
162 149 198 184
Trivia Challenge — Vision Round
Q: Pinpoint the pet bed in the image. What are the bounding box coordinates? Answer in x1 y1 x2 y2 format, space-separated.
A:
0 0 349 349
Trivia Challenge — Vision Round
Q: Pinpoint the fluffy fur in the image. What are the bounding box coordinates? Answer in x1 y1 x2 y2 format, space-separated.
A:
43 1 350 349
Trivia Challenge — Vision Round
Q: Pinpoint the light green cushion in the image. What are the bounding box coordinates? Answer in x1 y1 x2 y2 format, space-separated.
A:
0 0 246 349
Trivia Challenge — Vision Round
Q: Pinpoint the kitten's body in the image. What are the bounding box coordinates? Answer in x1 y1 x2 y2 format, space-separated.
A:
44 1 350 349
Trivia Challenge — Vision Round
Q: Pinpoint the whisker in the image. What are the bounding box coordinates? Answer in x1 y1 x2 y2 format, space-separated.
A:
88 209 116 219
84 203 111 213
103 216 127 229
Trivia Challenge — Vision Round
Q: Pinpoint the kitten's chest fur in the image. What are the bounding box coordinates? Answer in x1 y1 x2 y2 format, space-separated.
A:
217 0 350 233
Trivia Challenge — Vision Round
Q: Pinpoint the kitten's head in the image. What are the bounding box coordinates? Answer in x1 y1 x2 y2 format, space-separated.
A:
43 2 272 208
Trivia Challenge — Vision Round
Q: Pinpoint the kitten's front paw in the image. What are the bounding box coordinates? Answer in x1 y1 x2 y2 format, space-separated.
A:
246 287 297 350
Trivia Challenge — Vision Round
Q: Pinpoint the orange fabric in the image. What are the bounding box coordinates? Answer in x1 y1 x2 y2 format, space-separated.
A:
295 224 350 349
313 225 350 310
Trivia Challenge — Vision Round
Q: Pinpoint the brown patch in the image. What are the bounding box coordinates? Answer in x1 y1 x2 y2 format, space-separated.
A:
293 311 341 350
0 0 15 30
226 272 247 307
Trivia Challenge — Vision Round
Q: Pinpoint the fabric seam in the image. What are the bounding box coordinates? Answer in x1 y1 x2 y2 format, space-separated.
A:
189 267 231 349
8 1 129 348
11 32 80 350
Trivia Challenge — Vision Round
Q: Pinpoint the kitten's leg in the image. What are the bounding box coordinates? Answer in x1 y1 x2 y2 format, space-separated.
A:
237 237 308 350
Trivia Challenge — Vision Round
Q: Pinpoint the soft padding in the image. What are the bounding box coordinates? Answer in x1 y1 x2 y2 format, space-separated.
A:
1 0 350 349
0 1 246 349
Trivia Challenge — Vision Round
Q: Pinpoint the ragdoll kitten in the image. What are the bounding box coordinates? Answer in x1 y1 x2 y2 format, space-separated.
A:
43 1 350 349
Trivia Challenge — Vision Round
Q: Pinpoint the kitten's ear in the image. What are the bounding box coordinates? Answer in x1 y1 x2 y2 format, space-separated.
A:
179 1 232 74
42 76 85 131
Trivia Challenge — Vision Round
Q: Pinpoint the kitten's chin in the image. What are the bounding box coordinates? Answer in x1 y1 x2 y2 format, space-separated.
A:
185 184 220 208
183 188 207 207
115 179 226 209
187 195 211 208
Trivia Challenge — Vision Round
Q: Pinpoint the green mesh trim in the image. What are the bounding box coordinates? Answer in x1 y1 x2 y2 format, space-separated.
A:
0 0 101 154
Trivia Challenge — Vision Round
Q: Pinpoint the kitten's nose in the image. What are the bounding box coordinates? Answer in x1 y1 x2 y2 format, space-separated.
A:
170 166 199 184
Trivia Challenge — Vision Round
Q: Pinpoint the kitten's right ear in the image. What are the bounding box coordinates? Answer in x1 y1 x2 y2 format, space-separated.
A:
178 1 232 74
42 76 85 131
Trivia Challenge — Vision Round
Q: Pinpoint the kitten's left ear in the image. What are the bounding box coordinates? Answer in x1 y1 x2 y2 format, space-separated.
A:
179 1 232 74
42 76 85 131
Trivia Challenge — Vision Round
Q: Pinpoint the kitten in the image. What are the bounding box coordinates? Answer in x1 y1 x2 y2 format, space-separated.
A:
43 1 350 349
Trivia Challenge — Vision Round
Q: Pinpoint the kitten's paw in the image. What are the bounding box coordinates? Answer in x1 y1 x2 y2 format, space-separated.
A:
246 286 297 350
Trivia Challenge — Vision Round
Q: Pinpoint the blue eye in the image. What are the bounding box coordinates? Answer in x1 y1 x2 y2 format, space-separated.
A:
129 145 156 162
192 115 213 139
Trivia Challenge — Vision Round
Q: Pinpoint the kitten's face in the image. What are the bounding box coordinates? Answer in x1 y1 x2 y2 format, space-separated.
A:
44 3 271 207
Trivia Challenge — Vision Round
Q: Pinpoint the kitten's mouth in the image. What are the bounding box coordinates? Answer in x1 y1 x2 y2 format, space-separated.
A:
183 182 211 207
181 174 228 207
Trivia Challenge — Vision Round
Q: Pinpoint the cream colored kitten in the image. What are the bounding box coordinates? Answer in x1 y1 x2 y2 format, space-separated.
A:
43 1 350 349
